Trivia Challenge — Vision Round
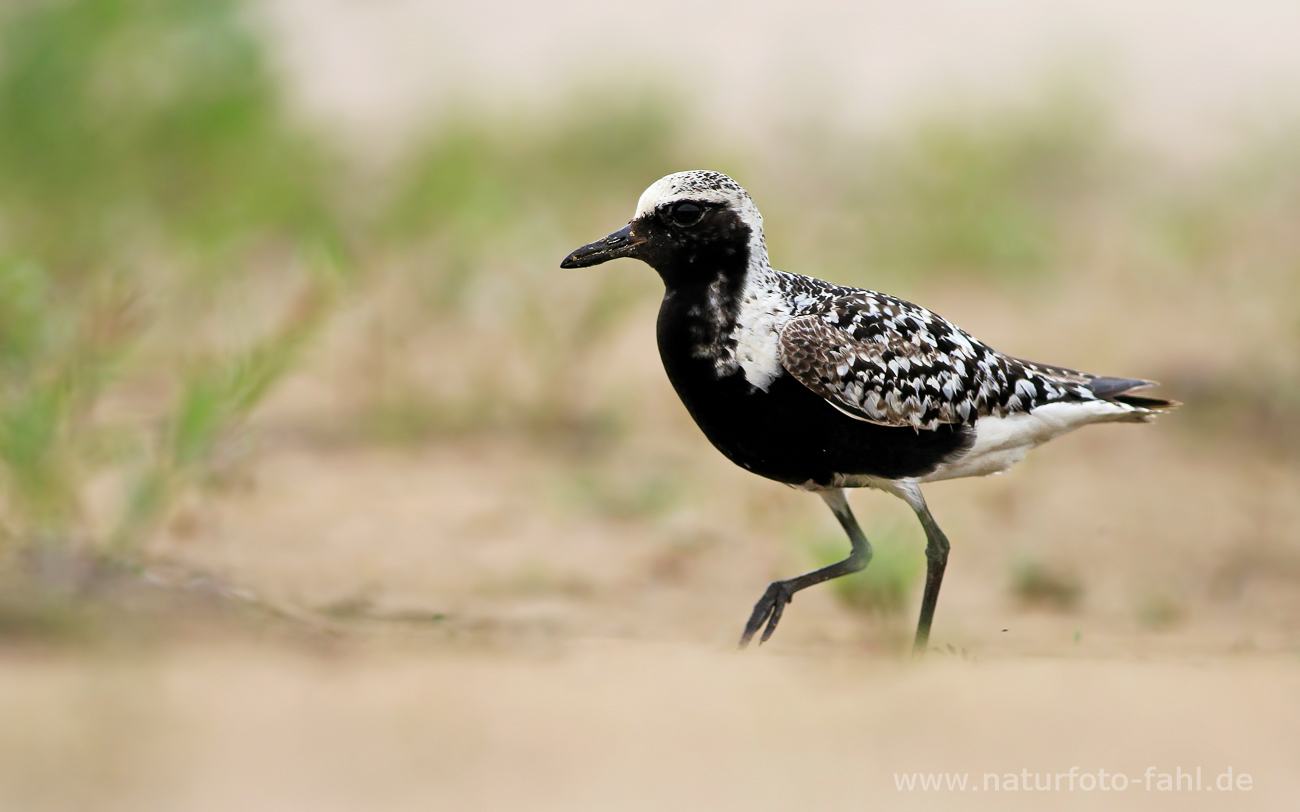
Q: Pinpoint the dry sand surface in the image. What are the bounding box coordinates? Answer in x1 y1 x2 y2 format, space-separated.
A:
2 643 1297 811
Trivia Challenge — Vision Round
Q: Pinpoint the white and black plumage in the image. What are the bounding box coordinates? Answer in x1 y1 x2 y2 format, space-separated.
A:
561 170 1177 653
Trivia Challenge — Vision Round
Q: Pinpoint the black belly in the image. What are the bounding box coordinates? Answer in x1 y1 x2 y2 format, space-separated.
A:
658 343 972 487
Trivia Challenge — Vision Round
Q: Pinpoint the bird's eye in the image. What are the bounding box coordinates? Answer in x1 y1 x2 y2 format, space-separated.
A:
667 201 704 226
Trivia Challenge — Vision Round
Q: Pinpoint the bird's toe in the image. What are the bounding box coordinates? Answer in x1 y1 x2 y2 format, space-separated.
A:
738 581 794 649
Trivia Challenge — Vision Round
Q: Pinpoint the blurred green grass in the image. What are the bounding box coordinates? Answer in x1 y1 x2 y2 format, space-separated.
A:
0 0 341 607
0 0 340 273
851 80 1117 281
0 0 1297 638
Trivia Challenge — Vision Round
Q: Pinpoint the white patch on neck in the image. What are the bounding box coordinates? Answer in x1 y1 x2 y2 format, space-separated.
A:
729 265 790 391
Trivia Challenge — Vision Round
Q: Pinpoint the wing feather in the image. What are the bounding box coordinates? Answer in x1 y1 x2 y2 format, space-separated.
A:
776 294 1094 430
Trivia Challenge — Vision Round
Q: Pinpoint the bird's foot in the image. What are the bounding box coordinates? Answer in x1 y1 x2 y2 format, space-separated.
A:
738 581 795 649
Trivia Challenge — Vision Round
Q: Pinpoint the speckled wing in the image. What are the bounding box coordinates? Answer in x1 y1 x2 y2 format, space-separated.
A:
777 293 1089 430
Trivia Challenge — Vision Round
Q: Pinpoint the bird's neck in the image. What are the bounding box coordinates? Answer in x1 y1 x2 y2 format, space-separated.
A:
658 253 780 381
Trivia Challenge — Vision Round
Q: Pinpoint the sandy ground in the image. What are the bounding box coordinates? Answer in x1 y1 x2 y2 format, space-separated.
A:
2 642 1298 812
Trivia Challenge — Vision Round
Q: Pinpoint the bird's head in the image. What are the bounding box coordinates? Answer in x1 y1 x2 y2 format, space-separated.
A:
560 170 768 285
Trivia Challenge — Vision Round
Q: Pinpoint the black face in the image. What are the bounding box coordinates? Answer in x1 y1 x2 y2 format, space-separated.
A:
560 199 752 289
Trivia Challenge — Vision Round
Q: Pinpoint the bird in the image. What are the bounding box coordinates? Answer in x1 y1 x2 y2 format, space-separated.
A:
560 170 1176 655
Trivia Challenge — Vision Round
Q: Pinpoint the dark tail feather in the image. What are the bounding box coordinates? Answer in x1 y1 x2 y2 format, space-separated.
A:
1115 393 1179 409
1087 376 1154 398
1087 377 1180 410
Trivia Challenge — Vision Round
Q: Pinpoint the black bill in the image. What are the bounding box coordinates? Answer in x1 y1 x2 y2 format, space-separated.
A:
560 224 645 269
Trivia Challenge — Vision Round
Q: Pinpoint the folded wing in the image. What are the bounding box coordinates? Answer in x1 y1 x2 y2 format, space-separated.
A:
777 293 1103 431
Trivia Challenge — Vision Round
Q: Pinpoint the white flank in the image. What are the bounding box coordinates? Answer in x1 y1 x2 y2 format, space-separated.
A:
923 399 1138 482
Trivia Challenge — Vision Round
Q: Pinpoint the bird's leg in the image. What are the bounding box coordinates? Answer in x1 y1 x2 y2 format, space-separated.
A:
738 489 872 649
909 495 950 657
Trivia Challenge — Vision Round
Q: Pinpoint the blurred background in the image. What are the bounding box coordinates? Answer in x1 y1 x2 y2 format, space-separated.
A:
0 1 1298 809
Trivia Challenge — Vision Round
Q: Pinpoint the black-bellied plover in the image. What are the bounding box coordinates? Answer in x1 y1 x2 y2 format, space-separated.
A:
561 170 1176 654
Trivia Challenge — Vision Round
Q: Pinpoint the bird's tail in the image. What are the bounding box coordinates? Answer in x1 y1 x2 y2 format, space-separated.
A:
1086 377 1180 422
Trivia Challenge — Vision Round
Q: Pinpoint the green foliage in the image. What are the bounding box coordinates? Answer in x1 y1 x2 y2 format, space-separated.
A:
1147 121 1300 456
766 82 1118 287
857 85 1114 280
0 252 333 558
378 90 731 309
0 0 340 275
0 0 343 568
352 91 742 442
113 281 334 551
0 259 140 537
1159 120 1300 267
382 90 701 244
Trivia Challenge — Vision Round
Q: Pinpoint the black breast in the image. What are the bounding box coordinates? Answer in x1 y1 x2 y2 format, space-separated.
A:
656 290 973 486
